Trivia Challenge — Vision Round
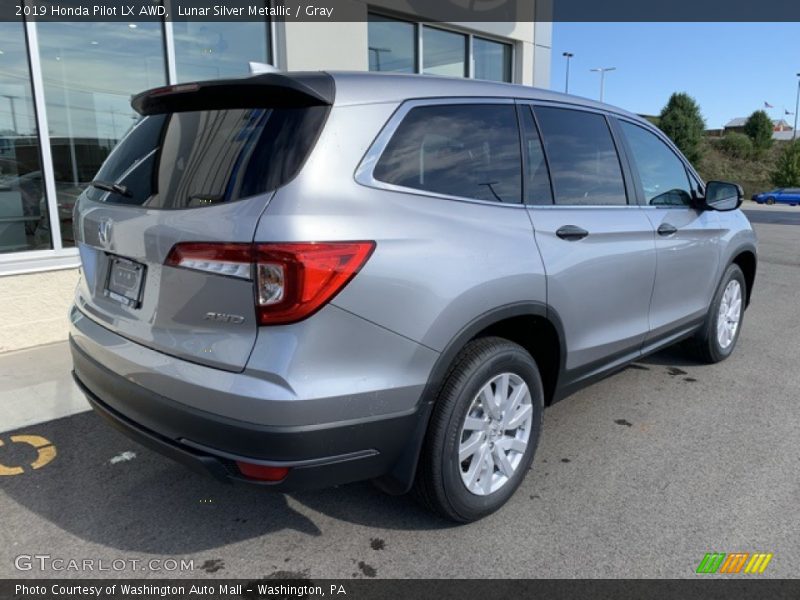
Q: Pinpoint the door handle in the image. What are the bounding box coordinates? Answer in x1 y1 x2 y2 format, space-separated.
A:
556 225 589 241
657 223 678 236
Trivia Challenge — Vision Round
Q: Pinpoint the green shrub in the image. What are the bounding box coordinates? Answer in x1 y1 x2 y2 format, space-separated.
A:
744 110 774 153
718 132 753 159
771 139 800 188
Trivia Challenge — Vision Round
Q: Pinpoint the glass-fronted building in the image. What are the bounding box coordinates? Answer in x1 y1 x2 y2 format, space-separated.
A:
0 11 551 351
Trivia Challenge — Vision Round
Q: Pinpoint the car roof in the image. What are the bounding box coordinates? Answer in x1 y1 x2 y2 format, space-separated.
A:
133 70 650 130
324 71 644 121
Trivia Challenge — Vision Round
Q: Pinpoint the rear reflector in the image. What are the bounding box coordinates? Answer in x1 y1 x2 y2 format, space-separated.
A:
165 241 375 325
236 462 290 482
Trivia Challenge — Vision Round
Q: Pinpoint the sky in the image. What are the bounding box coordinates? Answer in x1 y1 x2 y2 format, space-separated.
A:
551 23 800 129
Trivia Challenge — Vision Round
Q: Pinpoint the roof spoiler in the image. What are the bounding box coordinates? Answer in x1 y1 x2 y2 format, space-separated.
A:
131 72 335 115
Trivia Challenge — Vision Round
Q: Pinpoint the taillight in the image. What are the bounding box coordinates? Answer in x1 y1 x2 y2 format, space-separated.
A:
253 242 375 325
165 242 253 279
165 241 375 325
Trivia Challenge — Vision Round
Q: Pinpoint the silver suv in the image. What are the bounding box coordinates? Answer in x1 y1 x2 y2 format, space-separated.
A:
70 72 757 522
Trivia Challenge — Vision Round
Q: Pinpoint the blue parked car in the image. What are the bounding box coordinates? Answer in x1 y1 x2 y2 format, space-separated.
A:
752 189 800 205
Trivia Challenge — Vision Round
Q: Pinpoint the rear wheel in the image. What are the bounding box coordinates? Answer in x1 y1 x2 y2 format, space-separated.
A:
414 337 544 522
688 264 746 363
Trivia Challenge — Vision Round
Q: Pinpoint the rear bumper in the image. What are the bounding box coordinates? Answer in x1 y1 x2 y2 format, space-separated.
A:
72 337 426 490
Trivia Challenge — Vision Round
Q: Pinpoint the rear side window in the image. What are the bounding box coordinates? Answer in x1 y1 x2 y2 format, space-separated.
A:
373 104 522 204
618 120 693 206
88 106 328 208
534 106 627 206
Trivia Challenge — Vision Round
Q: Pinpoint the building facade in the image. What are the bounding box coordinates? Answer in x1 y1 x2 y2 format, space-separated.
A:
0 9 552 352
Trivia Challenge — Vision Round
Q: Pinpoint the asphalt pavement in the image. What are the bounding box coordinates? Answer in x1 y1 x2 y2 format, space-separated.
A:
0 203 798 579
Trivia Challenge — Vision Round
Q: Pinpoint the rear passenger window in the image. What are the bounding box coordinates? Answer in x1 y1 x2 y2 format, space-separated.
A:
618 120 693 206
373 104 522 204
534 106 627 206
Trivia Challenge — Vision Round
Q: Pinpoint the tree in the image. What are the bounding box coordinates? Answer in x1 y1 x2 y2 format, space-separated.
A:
743 110 773 153
771 140 800 188
658 93 705 164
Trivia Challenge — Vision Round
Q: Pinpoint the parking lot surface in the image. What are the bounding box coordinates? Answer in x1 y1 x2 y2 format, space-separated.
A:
1 204 798 579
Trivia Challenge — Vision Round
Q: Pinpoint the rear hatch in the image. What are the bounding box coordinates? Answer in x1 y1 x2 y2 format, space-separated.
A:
73 73 333 371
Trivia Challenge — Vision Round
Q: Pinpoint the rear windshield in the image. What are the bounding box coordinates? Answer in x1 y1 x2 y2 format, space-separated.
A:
87 106 328 208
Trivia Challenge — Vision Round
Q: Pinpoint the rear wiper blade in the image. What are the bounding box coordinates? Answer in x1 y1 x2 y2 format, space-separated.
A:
91 180 131 197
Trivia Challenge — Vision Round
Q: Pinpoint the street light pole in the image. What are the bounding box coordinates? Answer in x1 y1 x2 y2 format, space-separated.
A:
562 52 574 94
794 73 799 140
1 94 19 133
590 66 616 103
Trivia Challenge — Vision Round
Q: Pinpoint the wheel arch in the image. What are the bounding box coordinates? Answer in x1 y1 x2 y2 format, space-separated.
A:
375 302 565 495
730 247 757 307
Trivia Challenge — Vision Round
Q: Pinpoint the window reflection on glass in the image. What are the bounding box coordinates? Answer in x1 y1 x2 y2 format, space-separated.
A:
374 104 522 204
534 106 627 206
173 22 271 82
0 21 50 254
36 21 167 247
619 120 692 206
423 27 467 78
473 37 512 83
368 15 416 73
88 106 329 209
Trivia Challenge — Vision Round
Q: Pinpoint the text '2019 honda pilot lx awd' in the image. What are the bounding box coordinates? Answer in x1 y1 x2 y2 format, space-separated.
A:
70 72 757 522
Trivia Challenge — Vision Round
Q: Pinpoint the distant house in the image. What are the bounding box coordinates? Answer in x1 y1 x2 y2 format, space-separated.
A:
723 117 794 140
773 130 798 142
772 119 793 132
723 117 748 133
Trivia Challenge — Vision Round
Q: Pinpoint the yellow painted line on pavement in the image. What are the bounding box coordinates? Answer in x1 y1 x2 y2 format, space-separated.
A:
0 435 57 475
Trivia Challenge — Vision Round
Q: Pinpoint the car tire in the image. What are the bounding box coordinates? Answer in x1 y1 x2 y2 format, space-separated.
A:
413 337 544 523
766 197 775 205
688 264 746 364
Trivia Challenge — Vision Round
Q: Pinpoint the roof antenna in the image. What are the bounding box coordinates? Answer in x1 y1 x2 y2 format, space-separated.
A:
249 61 281 74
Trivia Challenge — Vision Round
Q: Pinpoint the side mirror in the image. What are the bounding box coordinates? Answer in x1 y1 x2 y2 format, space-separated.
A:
702 181 743 211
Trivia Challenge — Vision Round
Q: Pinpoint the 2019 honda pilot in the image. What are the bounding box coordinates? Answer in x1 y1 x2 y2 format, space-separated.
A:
70 72 757 522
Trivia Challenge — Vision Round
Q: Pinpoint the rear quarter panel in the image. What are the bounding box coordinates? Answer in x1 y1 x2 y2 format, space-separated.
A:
253 102 547 353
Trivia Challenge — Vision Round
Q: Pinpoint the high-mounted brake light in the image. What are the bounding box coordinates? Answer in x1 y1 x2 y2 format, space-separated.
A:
148 83 200 97
165 241 375 325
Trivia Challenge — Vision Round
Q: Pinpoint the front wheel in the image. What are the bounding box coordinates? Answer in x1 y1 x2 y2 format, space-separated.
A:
414 337 544 522
766 197 775 205
688 264 746 363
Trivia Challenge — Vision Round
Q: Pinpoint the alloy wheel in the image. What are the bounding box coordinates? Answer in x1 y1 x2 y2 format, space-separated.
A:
457 372 533 496
717 279 742 349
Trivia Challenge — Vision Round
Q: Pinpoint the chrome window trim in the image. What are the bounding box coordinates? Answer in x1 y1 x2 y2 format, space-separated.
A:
354 97 527 209
528 204 640 210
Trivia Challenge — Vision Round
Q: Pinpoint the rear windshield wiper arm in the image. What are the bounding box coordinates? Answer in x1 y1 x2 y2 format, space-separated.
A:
91 180 131 197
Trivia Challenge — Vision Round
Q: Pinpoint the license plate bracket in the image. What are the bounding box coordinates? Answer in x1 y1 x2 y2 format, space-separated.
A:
104 256 146 308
